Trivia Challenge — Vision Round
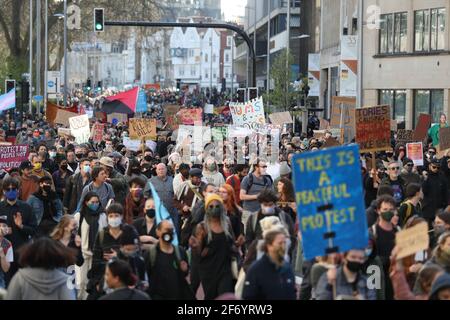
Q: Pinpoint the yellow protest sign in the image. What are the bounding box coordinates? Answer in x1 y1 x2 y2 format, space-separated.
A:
129 118 157 141
395 222 429 259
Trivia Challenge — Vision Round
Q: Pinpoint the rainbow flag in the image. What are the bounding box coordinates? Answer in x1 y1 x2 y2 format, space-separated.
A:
0 89 15 112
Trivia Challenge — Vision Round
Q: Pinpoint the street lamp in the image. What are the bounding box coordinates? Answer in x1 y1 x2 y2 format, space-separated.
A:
55 0 68 107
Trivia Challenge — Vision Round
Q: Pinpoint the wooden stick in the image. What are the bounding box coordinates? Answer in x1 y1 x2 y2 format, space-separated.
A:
371 152 376 172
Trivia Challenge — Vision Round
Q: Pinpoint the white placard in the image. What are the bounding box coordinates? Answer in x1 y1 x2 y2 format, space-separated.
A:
69 115 90 144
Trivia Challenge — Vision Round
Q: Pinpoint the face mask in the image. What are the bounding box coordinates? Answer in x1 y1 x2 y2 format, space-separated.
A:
4 189 18 201
377 172 385 179
42 185 52 193
207 206 222 218
161 231 174 243
381 211 395 222
262 205 275 215
434 225 446 238
83 165 91 174
33 163 42 171
346 260 363 273
108 217 122 228
75 153 83 160
208 164 216 172
132 188 143 199
275 246 285 262
49 151 56 158
87 203 100 212
142 170 152 178
146 209 156 219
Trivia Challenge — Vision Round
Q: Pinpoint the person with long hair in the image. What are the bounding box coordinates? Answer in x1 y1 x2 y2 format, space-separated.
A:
5 238 76 300
99 259 150 300
51 215 84 267
276 177 297 223
218 184 245 247
74 192 108 300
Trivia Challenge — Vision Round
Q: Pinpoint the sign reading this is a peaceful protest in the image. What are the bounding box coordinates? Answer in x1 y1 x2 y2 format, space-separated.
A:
69 115 90 144
129 118 157 140
355 105 391 153
292 144 368 260
0 145 29 170
229 97 266 130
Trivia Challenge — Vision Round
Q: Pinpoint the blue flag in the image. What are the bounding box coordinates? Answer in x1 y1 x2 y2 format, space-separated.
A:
148 182 179 246
135 89 147 113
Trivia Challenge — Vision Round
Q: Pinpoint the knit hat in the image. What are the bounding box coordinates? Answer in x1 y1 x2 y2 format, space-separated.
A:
119 225 140 246
279 162 292 176
402 157 413 166
429 273 450 300
205 193 224 209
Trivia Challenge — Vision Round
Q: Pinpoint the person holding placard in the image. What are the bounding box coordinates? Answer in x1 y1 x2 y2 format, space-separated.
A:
428 113 449 147
422 159 448 226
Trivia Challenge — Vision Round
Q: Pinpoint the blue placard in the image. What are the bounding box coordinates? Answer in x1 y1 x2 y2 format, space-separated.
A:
292 144 368 260
135 89 147 113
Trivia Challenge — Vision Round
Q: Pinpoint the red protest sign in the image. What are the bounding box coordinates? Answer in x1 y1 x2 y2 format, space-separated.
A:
406 142 424 166
355 105 391 153
413 114 431 142
91 123 105 143
0 145 29 170
177 108 203 125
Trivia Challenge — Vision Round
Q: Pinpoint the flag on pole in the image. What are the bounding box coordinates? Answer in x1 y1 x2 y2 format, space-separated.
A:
0 89 16 112
135 89 148 113
147 181 179 246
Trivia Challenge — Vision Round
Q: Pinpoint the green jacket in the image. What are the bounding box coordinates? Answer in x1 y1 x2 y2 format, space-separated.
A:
428 123 449 147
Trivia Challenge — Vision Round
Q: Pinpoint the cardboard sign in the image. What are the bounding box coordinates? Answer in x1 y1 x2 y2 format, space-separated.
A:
54 109 78 127
229 97 266 130
330 97 356 143
406 142 424 166
164 104 181 130
91 123 104 143
320 118 330 130
69 115 90 144
413 114 432 142
122 137 156 152
0 145 29 170
292 145 368 260
177 108 203 125
322 137 341 148
129 118 157 140
57 128 73 138
107 113 128 125
396 222 429 259
355 105 391 153
269 112 293 126
397 129 414 144
439 127 450 151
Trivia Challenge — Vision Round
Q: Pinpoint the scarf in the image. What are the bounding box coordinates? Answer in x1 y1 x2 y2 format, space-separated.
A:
80 207 101 251
34 189 57 219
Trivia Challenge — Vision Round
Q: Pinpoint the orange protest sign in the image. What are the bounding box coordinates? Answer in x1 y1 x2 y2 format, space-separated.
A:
355 105 391 153
129 118 157 141
396 222 429 259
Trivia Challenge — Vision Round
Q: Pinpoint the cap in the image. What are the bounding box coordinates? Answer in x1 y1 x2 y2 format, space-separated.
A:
99 157 114 168
0 215 8 225
19 160 33 171
205 193 224 209
189 168 203 178
402 157 414 166
431 158 441 166
119 225 140 246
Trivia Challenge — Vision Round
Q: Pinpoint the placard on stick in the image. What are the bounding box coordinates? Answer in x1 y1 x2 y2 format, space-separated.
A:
129 118 157 140
413 114 431 142
439 127 450 151
395 222 429 259
397 129 414 145
355 105 391 153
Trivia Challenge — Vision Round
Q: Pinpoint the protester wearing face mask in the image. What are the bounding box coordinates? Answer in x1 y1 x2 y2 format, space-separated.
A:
125 158 148 183
245 189 295 257
66 151 78 174
52 158 72 201
145 220 194 300
133 198 159 250
87 204 124 300
189 194 236 300
74 192 107 300
316 249 377 300
99 156 128 206
173 163 191 196
242 228 296 300
422 158 448 226
398 183 423 228
64 159 92 215
400 158 421 187
0 216 13 289
51 215 83 266
124 177 146 224
38 144 58 174
79 166 115 213
30 154 55 190
225 164 250 205
202 158 225 187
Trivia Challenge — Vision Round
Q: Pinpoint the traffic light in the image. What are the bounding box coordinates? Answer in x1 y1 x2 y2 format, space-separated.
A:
22 81 30 104
94 8 104 32
86 79 91 89
5 79 16 93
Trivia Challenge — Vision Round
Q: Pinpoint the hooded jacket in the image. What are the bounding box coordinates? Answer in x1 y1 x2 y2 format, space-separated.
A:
6 268 75 300
429 273 450 300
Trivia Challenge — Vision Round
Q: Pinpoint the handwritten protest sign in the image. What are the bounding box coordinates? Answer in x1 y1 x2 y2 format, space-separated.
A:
413 114 431 142
57 128 73 138
177 108 203 125
439 127 450 151
330 97 356 143
396 222 429 259
355 105 391 153
164 105 181 130
406 142 424 166
229 97 266 130
269 112 293 126
69 115 90 144
54 109 78 127
107 113 128 125
320 118 330 130
292 145 368 259
0 145 29 170
397 129 414 145
129 118 157 140
91 123 104 143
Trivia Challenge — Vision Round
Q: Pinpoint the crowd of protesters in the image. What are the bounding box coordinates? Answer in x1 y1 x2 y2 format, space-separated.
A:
0 87 449 301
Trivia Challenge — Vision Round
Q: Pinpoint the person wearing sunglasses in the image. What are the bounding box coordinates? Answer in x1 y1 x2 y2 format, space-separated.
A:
422 158 449 227
400 158 421 187
381 160 406 206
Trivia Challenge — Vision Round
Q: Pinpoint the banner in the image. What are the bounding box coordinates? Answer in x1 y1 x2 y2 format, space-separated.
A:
413 114 431 142
177 108 203 125
406 142 424 166
164 104 181 130
330 97 356 143
0 145 29 170
340 36 358 97
107 113 128 125
91 123 104 143
269 112 293 126
129 118 157 140
292 145 368 260
229 97 266 130
308 54 320 97
355 105 391 153
69 115 90 144
396 222 429 259
123 137 156 152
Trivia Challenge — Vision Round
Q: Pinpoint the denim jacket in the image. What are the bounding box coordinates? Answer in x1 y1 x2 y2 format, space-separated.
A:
27 195 63 225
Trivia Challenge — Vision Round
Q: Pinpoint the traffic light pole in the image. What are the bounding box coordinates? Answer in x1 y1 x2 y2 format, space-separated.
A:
103 21 257 88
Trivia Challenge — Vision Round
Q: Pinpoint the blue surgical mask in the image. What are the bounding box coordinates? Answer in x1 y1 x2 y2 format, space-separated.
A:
87 203 100 212
83 165 91 174
4 189 18 201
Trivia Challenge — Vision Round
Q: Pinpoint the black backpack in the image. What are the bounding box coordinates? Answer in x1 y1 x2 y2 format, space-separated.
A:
245 173 273 193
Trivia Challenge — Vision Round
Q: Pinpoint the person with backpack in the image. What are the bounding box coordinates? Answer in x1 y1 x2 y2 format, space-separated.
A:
145 220 195 300
398 183 423 228
240 159 273 232
225 164 249 206
79 166 115 213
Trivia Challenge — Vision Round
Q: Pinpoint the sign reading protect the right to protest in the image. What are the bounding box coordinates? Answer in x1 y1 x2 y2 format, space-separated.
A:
0 145 29 170
292 144 368 260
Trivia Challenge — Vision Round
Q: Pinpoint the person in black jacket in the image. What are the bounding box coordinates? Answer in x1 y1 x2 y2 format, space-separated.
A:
0 177 37 285
242 228 296 300
422 159 448 226
63 158 91 215
381 161 406 206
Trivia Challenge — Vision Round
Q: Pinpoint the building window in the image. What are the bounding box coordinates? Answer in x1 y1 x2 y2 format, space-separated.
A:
212 54 216 62
379 90 406 128
190 66 196 76
227 36 232 47
179 66 185 76
270 14 287 37
415 8 446 52
189 49 194 57
414 89 444 126
205 54 208 62
205 70 209 79
379 12 407 54
225 53 230 63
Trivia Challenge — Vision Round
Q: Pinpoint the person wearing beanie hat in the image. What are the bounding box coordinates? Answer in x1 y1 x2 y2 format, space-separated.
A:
0 215 13 289
400 157 421 187
204 193 224 210
428 272 450 300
